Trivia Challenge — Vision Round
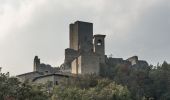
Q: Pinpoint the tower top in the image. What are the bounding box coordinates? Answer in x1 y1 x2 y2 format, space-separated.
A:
94 34 106 38
71 21 93 24
69 20 93 53
34 56 39 59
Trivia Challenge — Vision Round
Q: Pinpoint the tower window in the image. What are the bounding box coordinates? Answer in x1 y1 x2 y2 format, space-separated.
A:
97 40 102 46
56 81 58 85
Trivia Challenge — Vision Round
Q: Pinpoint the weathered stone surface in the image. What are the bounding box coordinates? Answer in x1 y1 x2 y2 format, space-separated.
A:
93 34 106 63
33 56 59 74
71 54 99 75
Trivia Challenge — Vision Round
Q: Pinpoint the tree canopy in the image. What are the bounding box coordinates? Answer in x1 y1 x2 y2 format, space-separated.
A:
0 61 170 100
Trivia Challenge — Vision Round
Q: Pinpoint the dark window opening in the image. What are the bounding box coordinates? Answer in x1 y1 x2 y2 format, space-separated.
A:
56 81 58 85
97 40 102 46
45 71 48 73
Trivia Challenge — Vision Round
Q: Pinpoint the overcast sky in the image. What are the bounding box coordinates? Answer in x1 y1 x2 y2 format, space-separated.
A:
0 0 170 75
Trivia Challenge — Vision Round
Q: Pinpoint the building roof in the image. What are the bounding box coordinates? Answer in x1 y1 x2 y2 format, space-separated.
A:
16 71 43 77
32 73 69 82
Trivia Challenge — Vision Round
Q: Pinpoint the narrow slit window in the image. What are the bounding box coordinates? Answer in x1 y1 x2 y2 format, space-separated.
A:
97 40 102 46
56 81 58 85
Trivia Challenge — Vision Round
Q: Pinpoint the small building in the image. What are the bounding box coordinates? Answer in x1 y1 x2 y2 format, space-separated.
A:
17 56 64 84
32 73 69 85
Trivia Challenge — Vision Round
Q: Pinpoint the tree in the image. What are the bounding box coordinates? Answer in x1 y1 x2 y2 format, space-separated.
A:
0 71 49 100
149 61 170 99
52 75 132 100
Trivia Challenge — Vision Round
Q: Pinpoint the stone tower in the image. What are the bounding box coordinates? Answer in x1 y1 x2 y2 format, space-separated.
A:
33 56 40 71
69 21 93 53
94 34 106 63
69 21 100 75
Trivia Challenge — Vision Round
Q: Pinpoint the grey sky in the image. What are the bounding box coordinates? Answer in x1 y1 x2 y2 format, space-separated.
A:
0 0 169 75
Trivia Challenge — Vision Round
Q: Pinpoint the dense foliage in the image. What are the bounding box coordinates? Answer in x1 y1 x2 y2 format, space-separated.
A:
52 75 131 100
0 61 170 100
100 61 170 100
0 72 48 100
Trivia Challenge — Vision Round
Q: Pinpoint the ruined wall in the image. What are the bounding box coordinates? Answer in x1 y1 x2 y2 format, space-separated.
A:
137 60 148 66
127 56 138 65
106 57 129 66
107 58 123 63
33 56 58 74
106 56 148 67
71 54 99 75
62 48 79 73
37 64 58 74
34 56 40 71
71 58 78 74
65 48 79 63
60 63 71 73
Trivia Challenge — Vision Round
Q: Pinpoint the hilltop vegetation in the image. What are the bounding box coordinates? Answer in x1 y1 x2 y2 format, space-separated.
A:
100 61 170 100
52 75 131 100
0 72 48 100
0 61 170 100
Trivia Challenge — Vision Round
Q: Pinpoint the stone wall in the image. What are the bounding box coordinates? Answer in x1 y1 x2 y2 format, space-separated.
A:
65 48 79 63
71 54 99 75
33 74 69 85
106 57 130 66
37 64 58 74
33 56 58 74
138 60 148 66
93 35 106 63
127 56 138 65
80 54 99 75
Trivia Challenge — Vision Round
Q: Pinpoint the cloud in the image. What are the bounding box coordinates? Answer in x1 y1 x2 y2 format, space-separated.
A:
0 0 169 75
125 0 170 64
106 0 170 64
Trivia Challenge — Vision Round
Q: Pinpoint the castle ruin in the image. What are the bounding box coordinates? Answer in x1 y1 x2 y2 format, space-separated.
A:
17 21 148 86
63 21 106 75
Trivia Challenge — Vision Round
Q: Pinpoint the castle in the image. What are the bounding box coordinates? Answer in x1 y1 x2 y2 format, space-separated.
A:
17 21 148 86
